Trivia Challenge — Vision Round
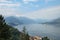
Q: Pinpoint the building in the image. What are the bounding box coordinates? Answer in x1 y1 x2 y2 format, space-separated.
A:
30 36 42 40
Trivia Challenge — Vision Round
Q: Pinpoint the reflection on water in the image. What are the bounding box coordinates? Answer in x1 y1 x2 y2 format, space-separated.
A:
15 24 60 40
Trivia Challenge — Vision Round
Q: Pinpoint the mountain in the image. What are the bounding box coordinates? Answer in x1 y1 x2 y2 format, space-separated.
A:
43 18 60 24
5 16 52 26
5 16 23 26
52 18 60 24
5 16 36 26
35 19 49 23
19 17 36 24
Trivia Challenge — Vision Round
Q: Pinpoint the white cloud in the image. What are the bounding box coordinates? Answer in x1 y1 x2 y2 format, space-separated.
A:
0 0 21 7
0 7 23 17
45 0 56 4
24 6 60 20
23 0 56 4
0 0 12 3
0 0 6 2
23 0 39 4
35 5 39 7
0 0 60 20
0 3 21 7
23 0 38 2
0 0 22 17
0 6 60 20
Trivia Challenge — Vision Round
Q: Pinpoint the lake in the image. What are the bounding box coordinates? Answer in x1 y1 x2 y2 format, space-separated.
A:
15 24 60 40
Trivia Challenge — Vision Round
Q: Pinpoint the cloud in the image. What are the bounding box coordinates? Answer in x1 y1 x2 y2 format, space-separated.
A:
24 6 60 20
0 7 23 17
0 1 18 8
45 0 56 4
23 0 39 4
0 5 60 20
0 0 12 3
22 0 56 4
0 3 21 7
0 0 60 20
0 0 21 7
0 0 22 17
23 0 38 2
0 0 6 2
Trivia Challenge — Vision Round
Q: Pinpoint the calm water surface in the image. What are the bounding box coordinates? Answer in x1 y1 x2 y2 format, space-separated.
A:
15 24 60 40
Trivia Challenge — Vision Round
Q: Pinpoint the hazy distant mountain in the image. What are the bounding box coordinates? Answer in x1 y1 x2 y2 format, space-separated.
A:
19 17 36 24
43 18 60 24
5 16 52 26
35 19 48 23
53 18 60 23
50 18 60 24
5 16 23 26
5 16 36 26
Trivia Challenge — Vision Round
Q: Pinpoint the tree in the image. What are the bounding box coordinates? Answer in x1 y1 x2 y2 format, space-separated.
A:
9 28 21 40
22 26 27 34
0 15 11 40
20 26 30 40
25 32 30 40
42 37 50 40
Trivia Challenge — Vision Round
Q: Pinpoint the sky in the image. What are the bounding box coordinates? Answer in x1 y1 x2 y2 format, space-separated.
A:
0 0 60 20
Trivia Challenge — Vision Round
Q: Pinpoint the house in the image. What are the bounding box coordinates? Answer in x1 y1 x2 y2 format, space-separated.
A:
30 36 42 40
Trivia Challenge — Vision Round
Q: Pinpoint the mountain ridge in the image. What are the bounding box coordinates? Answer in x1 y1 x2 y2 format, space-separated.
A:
5 16 60 26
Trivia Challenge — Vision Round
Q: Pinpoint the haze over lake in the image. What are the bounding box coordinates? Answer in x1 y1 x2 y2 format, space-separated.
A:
15 24 60 40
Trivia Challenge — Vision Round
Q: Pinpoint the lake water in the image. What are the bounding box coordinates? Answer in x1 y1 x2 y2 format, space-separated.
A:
15 24 60 40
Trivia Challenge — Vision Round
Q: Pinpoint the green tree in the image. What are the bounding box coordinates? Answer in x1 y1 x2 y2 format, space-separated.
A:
42 37 50 40
9 28 21 40
0 15 11 40
20 26 30 40
22 26 27 34
25 32 30 40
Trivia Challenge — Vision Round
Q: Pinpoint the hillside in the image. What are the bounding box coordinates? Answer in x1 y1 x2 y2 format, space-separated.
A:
43 18 60 25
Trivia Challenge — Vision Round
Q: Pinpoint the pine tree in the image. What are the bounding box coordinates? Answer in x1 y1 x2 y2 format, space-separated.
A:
42 37 50 40
26 32 30 40
22 26 26 34
0 15 10 40
20 26 30 40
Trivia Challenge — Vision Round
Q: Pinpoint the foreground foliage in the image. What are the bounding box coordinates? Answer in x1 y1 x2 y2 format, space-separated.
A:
0 15 30 40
